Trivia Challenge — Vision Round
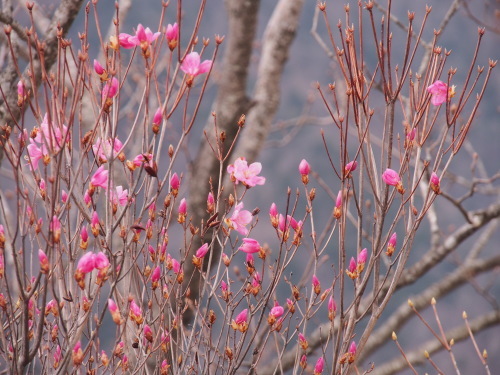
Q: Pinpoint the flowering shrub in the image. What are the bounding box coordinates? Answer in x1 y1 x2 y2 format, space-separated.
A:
0 1 497 374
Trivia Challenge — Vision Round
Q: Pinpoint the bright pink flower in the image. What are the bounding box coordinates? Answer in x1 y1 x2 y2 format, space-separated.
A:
348 257 356 273
270 304 284 318
166 23 178 43
129 24 161 50
238 238 261 254
153 107 162 126
170 173 180 191
314 357 324 374
387 232 397 256
427 80 455 106
129 300 142 319
91 165 109 189
178 198 187 215
143 324 153 343
38 249 49 273
227 157 266 187
152 266 161 284
430 172 441 194
94 252 109 270
91 211 100 236
221 280 228 292
344 160 358 175
226 202 252 235
171 258 181 274
382 168 401 186
118 33 136 48
108 299 118 313
80 225 88 243
299 159 310 175
102 77 119 101
181 52 212 77
94 59 105 75
84 191 91 205
77 252 95 274
234 308 248 325
195 243 209 258
349 341 357 355
357 248 368 264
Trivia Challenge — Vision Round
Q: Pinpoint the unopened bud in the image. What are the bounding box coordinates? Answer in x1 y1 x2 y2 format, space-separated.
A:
392 332 397 340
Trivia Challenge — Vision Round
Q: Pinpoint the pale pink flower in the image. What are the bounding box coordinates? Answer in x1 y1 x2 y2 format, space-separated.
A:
17 80 26 103
227 157 266 187
226 202 252 235
166 23 178 43
314 357 324 374
195 243 209 258
26 140 45 170
132 153 153 167
91 165 109 189
298 159 310 175
102 77 119 101
35 113 67 152
92 137 123 163
382 168 401 186
181 52 212 77
112 186 128 207
118 33 136 48
427 80 455 106
238 238 261 254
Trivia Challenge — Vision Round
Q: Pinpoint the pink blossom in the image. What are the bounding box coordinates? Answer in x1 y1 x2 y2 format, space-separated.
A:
357 248 368 264
234 308 248 325
94 252 109 270
227 157 266 187
220 280 228 292
348 257 356 273
132 153 153 167
77 252 95 274
91 165 109 189
61 190 68 203
26 140 45 170
178 198 187 215
226 202 252 235
170 173 180 191
181 52 212 77
171 258 181 274
207 192 215 212
153 107 162 126
92 137 123 163
166 23 178 44
143 324 153 343
349 341 357 355
344 160 358 175
299 159 310 175
195 243 209 258
112 186 128 207
387 232 397 256
94 59 105 75
108 299 118 313
270 304 284 318
129 24 161 50
152 266 161 283
84 191 91 205
328 296 337 312
314 357 324 374
102 77 119 101
129 300 142 319
382 168 401 186
38 249 49 274
118 33 136 48
430 172 441 194
427 80 455 106
238 238 261 254
35 113 67 152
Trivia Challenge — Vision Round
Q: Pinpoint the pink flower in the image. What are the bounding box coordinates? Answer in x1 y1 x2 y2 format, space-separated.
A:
94 252 109 270
170 173 180 191
143 324 153 343
129 24 161 50
91 165 109 189
152 266 161 282
234 308 248 325
181 52 212 77
427 80 455 106
94 59 105 75
195 243 209 258
51 216 61 243
54 345 62 368
312 274 321 294
238 238 261 254
118 33 136 48
38 249 49 274
207 192 215 213
227 157 266 187
102 77 119 101
382 168 405 194
387 232 397 256
225 202 252 235
349 341 357 355
357 248 368 265
314 357 324 374
430 172 441 194
77 252 95 274
328 296 336 313
92 137 123 163
166 23 179 50
35 113 67 152
178 198 187 215
299 159 310 175
153 107 162 126
112 186 128 207
344 160 358 175
26 140 45 170
269 304 284 318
